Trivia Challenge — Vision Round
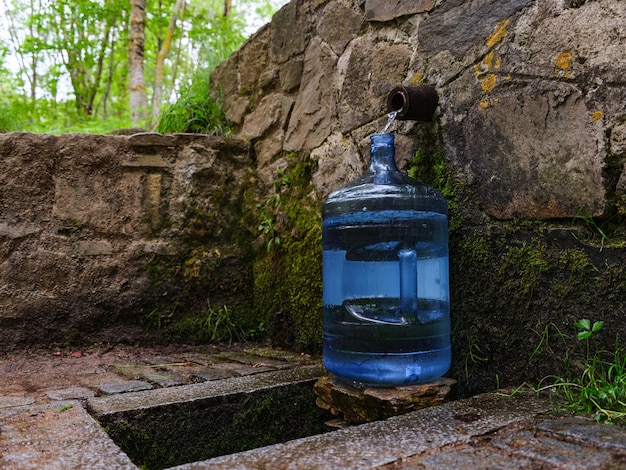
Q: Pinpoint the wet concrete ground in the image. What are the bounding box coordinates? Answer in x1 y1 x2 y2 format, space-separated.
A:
1 345 626 469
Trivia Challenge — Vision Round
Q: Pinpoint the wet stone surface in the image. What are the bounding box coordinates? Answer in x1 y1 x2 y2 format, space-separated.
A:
2 345 626 469
46 387 95 401
537 416 626 452
97 380 153 395
0 396 36 409
383 416 626 470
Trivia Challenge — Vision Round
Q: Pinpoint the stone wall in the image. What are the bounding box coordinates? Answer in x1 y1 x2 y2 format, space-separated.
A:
213 0 626 218
211 0 626 395
0 132 256 352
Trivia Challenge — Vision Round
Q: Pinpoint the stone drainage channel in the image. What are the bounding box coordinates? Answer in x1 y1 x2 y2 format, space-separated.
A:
1 347 626 469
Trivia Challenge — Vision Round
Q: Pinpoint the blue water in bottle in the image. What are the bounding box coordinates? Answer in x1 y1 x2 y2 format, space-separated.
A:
322 133 450 386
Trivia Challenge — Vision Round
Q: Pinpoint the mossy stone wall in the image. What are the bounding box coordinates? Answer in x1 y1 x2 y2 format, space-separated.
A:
210 0 626 394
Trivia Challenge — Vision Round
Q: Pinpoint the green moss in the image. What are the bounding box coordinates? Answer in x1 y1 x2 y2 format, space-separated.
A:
251 156 323 352
450 220 626 398
142 238 257 344
407 131 463 232
499 240 550 300
103 381 330 469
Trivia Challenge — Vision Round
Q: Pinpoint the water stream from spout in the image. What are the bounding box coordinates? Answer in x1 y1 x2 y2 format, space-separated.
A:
381 109 401 133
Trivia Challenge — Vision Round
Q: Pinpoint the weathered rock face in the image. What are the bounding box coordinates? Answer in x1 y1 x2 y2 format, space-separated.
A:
0 132 255 352
213 0 626 220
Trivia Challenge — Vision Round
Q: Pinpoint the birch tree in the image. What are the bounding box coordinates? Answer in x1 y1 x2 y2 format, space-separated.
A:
130 0 148 126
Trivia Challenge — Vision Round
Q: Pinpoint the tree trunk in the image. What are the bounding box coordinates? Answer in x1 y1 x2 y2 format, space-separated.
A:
130 0 148 126
169 0 187 102
152 0 185 124
102 27 117 118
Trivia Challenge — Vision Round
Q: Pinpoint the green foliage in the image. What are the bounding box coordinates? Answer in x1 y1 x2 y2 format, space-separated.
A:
575 318 604 341
252 158 323 352
514 320 626 424
256 205 281 252
0 101 24 132
572 206 613 249
203 301 245 345
156 10 249 134
464 337 488 382
157 71 230 134
144 302 176 330
255 168 290 252
1 0 282 133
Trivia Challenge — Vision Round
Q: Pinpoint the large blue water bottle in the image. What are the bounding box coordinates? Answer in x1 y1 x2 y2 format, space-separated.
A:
322 132 450 385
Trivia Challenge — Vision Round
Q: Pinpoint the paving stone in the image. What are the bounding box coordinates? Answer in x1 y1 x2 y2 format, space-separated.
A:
205 360 276 377
113 364 189 387
243 347 314 365
404 446 538 469
0 396 35 409
193 367 239 381
46 387 95 401
491 429 618 469
537 416 626 452
0 401 136 469
97 380 152 395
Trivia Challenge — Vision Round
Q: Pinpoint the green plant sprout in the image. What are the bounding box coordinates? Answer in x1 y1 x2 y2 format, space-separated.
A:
257 204 281 252
144 301 177 329
204 301 244 345
572 206 612 250
57 404 74 413
465 338 488 382
256 168 291 252
507 319 626 424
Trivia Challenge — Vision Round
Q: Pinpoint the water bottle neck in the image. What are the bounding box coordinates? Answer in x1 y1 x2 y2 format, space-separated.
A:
369 133 399 183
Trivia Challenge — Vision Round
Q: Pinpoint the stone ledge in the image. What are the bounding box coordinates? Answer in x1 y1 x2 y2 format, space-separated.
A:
0 401 137 469
182 392 554 469
314 375 457 424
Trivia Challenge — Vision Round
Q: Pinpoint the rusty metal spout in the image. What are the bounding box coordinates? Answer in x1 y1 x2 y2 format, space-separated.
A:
386 86 439 121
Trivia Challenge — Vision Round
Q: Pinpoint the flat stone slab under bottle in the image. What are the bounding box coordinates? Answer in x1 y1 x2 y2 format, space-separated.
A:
314 375 457 425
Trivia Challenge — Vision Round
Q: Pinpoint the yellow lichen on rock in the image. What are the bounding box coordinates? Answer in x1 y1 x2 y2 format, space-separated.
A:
592 111 603 121
475 51 504 81
480 98 500 109
486 18 509 48
481 74 497 92
555 52 572 70
483 51 494 70
411 72 425 85
554 52 573 77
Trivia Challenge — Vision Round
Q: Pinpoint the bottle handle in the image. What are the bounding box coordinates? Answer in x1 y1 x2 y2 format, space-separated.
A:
398 248 417 315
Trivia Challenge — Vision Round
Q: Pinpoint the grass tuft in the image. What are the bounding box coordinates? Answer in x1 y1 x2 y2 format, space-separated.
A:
507 319 626 423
